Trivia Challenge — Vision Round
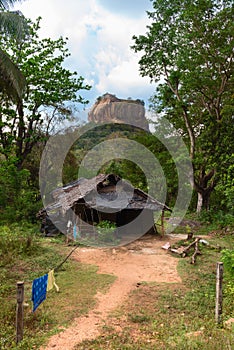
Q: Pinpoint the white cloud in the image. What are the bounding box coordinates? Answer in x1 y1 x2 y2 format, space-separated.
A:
14 0 156 107
95 54 152 98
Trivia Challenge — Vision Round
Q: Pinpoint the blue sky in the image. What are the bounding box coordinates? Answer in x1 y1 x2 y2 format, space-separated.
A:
14 0 156 120
98 0 152 17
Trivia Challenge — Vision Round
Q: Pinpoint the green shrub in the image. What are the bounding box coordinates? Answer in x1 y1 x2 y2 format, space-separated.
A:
96 220 118 244
221 249 234 277
221 249 234 297
0 225 38 265
0 160 41 223
199 210 234 228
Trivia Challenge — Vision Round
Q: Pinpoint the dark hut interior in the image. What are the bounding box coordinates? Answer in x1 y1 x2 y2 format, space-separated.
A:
38 174 171 240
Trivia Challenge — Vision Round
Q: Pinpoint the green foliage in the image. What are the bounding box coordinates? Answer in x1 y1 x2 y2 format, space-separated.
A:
0 47 26 102
221 249 234 278
96 220 116 230
132 0 234 212
0 15 91 223
0 3 28 102
70 123 150 187
198 210 234 229
215 154 234 213
96 220 118 244
0 16 91 168
70 123 177 207
221 249 234 297
134 131 178 206
0 224 38 265
0 159 41 222
62 149 79 184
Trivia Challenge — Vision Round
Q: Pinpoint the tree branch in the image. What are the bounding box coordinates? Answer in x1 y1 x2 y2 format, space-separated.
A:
163 63 195 160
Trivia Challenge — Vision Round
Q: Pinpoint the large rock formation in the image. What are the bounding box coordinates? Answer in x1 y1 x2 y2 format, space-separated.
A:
88 93 149 131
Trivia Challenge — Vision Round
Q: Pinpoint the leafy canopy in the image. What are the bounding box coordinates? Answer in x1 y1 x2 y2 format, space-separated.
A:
0 0 28 102
0 17 91 168
132 0 234 211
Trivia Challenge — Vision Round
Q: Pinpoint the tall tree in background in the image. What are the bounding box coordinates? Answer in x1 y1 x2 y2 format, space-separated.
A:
0 0 27 102
132 0 234 212
0 17 91 169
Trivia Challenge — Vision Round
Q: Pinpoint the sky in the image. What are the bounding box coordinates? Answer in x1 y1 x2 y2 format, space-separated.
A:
13 0 156 119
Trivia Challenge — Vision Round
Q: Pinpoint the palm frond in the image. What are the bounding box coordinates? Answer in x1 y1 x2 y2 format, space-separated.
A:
0 1 21 10
0 47 26 102
0 10 28 40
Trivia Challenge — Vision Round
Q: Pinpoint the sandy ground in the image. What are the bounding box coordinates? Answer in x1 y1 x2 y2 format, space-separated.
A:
42 234 184 350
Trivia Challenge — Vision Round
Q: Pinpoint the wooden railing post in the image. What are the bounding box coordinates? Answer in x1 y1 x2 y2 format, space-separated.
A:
215 262 223 325
16 281 24 343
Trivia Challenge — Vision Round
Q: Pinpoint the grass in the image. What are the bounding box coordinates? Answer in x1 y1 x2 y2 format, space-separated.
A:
156 210 234 237
1 220 233 349
0 224 115 350
74 232 234 350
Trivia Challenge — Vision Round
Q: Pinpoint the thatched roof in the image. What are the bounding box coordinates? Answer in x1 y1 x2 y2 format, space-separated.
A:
42 174 170 216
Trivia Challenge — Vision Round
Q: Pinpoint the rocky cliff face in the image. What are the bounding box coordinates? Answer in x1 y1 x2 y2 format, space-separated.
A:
88 93 149 131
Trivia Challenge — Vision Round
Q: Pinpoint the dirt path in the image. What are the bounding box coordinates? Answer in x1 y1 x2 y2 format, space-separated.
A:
42 235 183 350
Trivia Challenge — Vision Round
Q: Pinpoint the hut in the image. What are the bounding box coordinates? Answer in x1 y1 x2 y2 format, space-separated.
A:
38 173 171 241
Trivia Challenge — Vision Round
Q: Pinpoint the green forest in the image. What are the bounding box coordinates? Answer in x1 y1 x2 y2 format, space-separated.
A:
0 0 233 222
0 0 233 349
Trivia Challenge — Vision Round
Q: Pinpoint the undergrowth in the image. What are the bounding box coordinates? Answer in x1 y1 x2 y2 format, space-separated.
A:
0 224 115 349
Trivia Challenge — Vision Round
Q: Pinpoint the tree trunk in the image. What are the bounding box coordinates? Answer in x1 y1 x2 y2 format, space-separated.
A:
203 190 211 211
196 192 203 213
15 102 25 170
196 188 213 213
195 168 216 213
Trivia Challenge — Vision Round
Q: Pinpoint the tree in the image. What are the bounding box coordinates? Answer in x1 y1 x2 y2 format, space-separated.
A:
132 0 234 212
0 17 91 169
0 0 27 102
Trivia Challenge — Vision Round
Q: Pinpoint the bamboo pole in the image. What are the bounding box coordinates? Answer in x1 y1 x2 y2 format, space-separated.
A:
16 281 24 343
215 262 223 324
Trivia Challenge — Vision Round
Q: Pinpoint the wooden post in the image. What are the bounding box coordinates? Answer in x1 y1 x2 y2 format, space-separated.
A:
16 281 24 343
215 262 223 325
161 209 165 235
